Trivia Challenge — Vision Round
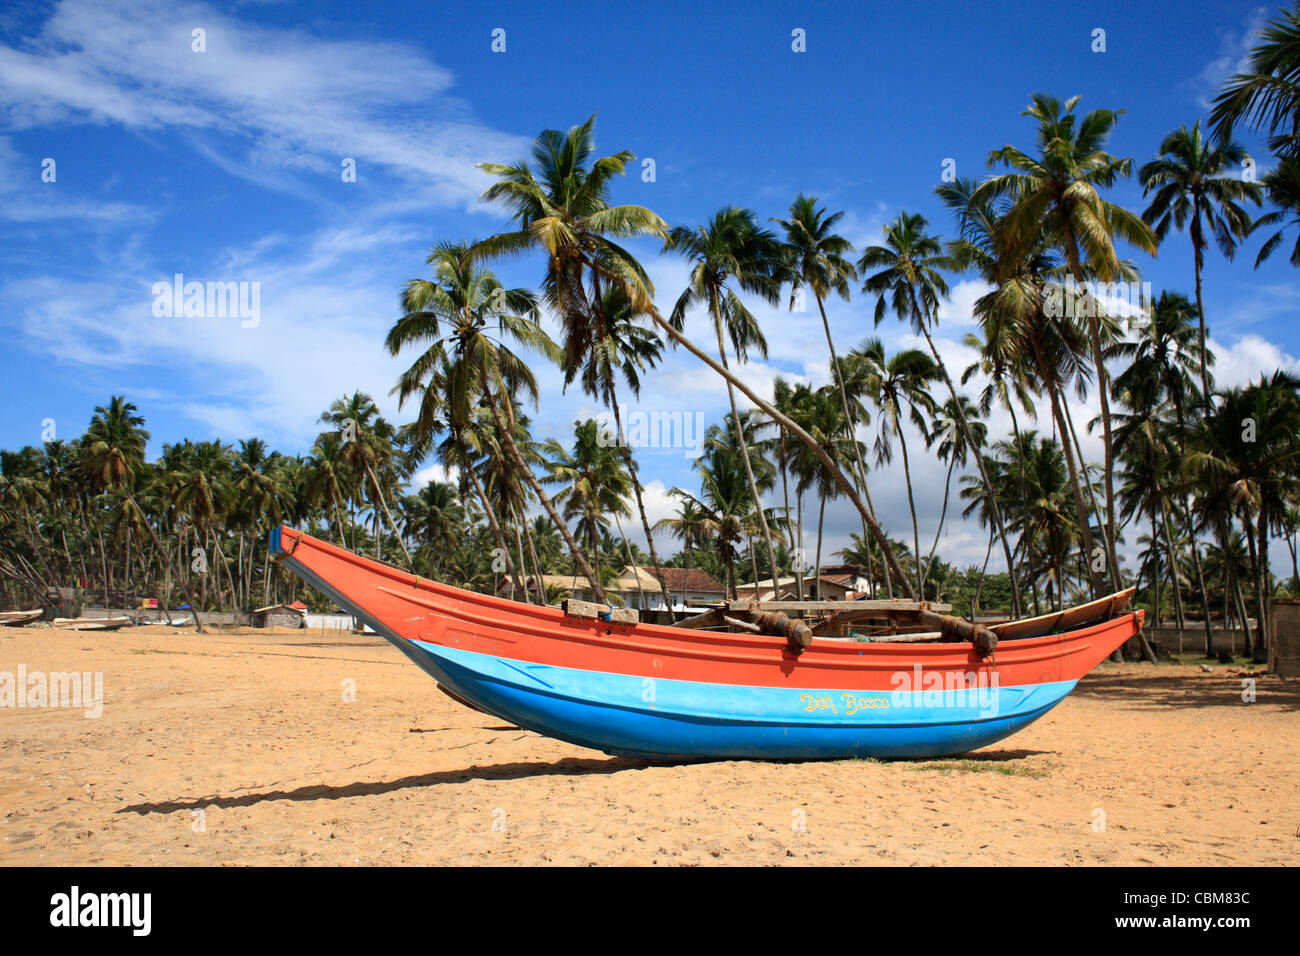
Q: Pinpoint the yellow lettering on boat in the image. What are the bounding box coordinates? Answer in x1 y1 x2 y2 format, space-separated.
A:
842 694 890 713
800 694 838 713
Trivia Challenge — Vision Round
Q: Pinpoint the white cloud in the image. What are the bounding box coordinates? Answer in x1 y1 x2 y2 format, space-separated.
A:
1209 333 1300 387
1192 6 1272 110
0 135 151 223
0 0 527 208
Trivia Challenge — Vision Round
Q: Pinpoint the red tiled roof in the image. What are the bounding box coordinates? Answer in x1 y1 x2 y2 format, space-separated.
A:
649 567 726 594
821 573 856 586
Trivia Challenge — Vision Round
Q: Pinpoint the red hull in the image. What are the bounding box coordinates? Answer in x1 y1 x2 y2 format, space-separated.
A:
272 527 1140 692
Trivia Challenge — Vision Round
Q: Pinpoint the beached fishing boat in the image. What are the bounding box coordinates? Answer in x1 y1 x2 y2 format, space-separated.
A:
0 609 43 627
51 616 132 631
271 526 1142 761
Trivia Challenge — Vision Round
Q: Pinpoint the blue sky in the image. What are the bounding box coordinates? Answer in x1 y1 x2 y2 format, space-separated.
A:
1 0 1296 570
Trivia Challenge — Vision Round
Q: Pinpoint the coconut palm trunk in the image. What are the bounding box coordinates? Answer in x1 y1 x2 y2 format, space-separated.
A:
778 432 804 601
1187 503 1215 657
1030 336 1104 597
609 398 676 614
129 496 205 633
925 454 957 586
1059 391 1124 593
893 418 924 597
813 493 827 598
1066 261 1124 591
1158 500 1186 628
795 486 807 599
711 313 782 600
914 315 1022 614
463 461 525 599
486 397 607 603
363 461 414 568
814 294 892 597
973 523 995 614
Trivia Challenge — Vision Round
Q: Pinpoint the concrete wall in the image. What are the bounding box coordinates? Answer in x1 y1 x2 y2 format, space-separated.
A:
257 610 304 629
82 607 248 625
304 613 366 631
1146 625 1255 656
1272 599 1300 677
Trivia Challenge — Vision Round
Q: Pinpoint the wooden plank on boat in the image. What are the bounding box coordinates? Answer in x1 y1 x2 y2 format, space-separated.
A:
989 587 1136 641
915 610 997 654
812 606 956 634
674 608 725 630
561 599 639 625
562 598 605 619
858 631 944 643
726 599 951 613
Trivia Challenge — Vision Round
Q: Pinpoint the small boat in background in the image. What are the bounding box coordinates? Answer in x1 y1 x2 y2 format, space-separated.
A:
0 609 43 627
271 526 1142 761
51 616 132 631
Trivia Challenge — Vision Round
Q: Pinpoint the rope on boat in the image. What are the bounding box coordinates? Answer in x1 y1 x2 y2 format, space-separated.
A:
754 610 814 654
917 610 998 656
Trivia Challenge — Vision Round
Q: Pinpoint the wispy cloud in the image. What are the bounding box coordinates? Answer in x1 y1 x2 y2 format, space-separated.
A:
0 0 527 208
1192 5 1272 110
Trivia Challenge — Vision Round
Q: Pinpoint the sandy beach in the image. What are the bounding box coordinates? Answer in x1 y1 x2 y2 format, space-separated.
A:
1 624 1296 866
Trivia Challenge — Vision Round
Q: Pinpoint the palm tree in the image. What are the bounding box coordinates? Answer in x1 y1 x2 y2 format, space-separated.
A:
771 195 892 592
791 386 859 595
543 419 633 586
661 432 780 599
304 435 356 547
1187 372 1300 660
1139 121 1261 404
925 395 987 589
941 174 1112 599
470 114 666 330
1111 290 1218 653
404 481 465 573
469 118 670 602
847 339 939 596
666 206 787 598
317 392 412 566
474 400 549 600
860 209 1023 614
656 496 710 555
1250 158 1300 266
700 412 785 589
385 242 605 599
981 93 1159 586
1209 3 1300 161
764 378 803 597
82 397 205 631
472 120 904 598
566 285 676 612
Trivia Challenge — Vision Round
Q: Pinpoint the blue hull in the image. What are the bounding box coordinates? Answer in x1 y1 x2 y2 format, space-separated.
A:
410 640 1077 761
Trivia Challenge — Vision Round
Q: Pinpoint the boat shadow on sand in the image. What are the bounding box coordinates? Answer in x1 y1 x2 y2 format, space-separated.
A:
116 755 656 815
1072 671 1300 712
116 748 1051 816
